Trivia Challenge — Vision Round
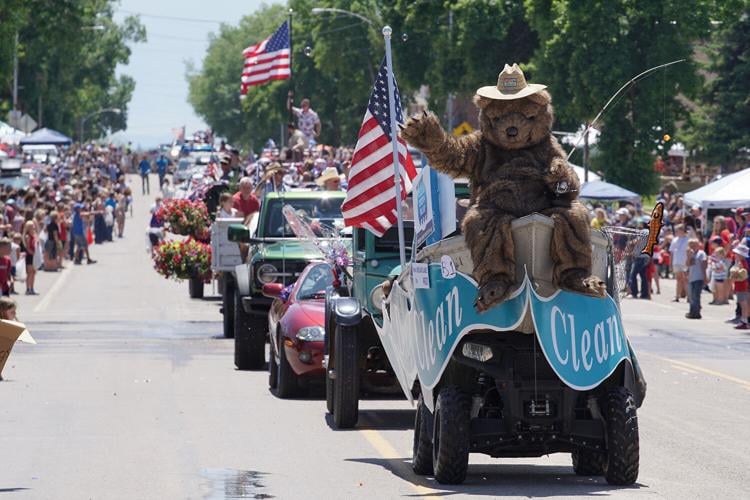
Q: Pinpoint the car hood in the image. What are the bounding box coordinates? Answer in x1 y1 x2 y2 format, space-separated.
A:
256 240 326 261
284 300 325 333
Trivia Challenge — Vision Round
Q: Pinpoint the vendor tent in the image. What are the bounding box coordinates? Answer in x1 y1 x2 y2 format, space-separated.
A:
579 180 640 201
0 121 25 145
570 162 602 183
19 127 72 146
684 167 750 209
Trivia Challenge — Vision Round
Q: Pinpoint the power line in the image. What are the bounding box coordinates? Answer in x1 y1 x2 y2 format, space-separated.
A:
117 9 225 24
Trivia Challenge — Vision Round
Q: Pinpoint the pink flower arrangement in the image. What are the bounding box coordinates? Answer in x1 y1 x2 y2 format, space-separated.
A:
152 238 212 280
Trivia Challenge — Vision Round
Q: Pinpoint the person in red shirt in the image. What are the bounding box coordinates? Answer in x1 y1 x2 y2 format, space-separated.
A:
731 244 750 329
232 177 261 225
0 238 13 297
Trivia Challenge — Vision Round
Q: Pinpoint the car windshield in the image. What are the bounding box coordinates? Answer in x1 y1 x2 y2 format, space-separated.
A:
296 263 334 300
263 197 344 238
177 160 193 171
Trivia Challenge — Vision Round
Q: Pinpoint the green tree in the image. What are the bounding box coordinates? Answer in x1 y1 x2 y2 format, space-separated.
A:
0 0 144 139
686 4 750 170
525 0 734 194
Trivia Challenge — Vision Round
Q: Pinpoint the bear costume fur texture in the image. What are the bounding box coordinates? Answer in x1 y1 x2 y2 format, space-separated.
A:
400 69 605 312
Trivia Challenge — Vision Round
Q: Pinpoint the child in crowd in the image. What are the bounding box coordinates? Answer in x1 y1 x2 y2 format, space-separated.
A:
0 239 12 297
709 247 729 305
218 192 238 218
9 233 20 294
686 238 707 319
0 296 17 320
730 244 750 330
21 220 38 295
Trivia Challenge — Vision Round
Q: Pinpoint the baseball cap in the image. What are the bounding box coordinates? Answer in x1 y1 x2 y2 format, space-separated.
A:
616 207 629 216
731 207 746 216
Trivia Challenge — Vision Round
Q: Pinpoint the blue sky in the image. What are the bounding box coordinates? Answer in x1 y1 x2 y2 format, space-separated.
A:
113 0 279 149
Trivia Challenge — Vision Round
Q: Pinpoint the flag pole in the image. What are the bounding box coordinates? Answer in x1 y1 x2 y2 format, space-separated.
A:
382 26 406 268
288 9 294 127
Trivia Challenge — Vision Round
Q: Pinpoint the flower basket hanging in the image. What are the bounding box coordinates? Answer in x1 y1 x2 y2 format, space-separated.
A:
157 199 211 238
152 238 212 281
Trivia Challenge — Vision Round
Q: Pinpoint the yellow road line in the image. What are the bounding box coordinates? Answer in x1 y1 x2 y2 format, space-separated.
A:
360 429 439 498
643 352 750 390
671 364 698 375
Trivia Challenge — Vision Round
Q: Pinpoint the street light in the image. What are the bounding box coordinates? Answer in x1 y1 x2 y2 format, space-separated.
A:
79 108 122 143
311 7 376 26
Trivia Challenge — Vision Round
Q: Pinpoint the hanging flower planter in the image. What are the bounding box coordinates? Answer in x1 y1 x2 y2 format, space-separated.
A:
153 238 212 299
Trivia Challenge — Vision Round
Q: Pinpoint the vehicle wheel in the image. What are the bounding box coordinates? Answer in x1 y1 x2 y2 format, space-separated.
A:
188 277 204 298
572 448 607 476
412 394 434 475
332 324 359 429
325 369 334 414
234 291 265 370
603 387 639 485
276 337 298 398
432 386 470 484
222 279 235 339
268 345 278 390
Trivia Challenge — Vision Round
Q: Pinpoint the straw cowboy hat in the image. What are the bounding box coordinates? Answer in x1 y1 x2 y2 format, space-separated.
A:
316 166 341 186
476 63 547 100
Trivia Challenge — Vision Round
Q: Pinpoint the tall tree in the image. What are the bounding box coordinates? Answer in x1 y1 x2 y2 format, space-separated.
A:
0 0 145 139
525 0 732 194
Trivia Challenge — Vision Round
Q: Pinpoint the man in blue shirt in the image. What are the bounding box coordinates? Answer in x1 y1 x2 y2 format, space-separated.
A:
72 204 96 265
156 154 169 188
139 155 151 195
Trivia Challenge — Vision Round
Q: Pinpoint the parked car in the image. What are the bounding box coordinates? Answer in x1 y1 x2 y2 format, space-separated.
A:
265 261 333 398
173 158 196 183
226 191 348 370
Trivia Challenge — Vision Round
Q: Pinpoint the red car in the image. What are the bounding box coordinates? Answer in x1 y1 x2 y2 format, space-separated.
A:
264 262 333 398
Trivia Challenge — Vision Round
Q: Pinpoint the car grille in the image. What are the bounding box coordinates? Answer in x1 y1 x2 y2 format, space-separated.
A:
254 259 310 287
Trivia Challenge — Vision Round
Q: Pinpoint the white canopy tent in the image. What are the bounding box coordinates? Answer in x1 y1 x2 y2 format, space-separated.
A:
570 162 602 183
684 167 750 209
0 120 25 145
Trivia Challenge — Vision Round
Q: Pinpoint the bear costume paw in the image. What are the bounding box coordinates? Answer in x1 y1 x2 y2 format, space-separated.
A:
474 277 514 313
399 111 445 152
558 273 607 298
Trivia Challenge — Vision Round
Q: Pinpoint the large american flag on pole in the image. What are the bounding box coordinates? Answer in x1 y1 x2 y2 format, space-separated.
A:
342 60 417 237
240 21 290 96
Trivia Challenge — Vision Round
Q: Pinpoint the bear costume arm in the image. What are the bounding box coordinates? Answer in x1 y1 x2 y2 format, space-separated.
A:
400 111 482 178
541 139 581 207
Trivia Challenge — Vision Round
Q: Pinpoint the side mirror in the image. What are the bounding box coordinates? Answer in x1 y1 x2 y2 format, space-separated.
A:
262 282 285 299
227 224 251 242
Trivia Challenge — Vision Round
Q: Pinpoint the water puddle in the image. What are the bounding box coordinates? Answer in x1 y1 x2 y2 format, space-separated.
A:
201 468 273 499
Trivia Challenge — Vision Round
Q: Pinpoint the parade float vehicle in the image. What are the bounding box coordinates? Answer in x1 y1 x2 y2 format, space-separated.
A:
226 191 347 370
264 261 333 398
375 195 647 485
324 180 471 430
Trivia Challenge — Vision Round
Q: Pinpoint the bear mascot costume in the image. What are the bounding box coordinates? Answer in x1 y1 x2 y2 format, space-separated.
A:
400 64 605 312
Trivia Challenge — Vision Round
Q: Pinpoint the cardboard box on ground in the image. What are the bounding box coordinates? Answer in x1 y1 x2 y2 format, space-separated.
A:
0 320 36 378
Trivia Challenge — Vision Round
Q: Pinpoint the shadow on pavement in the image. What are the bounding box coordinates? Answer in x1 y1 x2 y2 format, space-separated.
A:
0 488 31 494
324 409 415 431
347 457 648 497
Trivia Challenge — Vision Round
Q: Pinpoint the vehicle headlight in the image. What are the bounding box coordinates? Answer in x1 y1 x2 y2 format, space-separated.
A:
256 263 278 284
370 283 385 312
296 326 325 342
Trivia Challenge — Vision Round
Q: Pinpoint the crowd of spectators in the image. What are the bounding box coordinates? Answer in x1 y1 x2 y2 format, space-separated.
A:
585 191 750 328
0 143 135 296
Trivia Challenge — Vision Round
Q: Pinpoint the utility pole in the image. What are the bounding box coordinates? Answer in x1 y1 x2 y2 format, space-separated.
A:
12 31 19 113
583 121 590 183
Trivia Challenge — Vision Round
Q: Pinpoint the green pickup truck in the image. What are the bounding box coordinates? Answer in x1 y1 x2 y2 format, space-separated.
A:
227 191 348 370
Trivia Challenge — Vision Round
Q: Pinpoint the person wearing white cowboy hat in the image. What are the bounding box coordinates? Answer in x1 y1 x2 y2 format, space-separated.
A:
254 162 287 197
316 166 342 191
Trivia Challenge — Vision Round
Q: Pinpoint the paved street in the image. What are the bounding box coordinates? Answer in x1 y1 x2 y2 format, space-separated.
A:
2 175 749 499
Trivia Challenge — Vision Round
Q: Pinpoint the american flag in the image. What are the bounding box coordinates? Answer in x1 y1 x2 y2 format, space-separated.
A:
240 21 291 96
342 59 417 237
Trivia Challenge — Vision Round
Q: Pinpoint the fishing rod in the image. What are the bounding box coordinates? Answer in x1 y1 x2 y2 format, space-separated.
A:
566 59 686 160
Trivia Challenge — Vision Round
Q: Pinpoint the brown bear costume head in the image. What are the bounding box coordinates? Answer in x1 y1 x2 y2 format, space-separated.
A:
473 63 553 150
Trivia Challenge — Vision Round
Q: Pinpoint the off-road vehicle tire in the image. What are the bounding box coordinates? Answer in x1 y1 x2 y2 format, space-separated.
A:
412 394 434 475
572 448 607 476
432 386 470 484
188 277 204 299
603 387 639 485
234 292 266 370
332 324 359 429
222 279 235 338
276 337 298 398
